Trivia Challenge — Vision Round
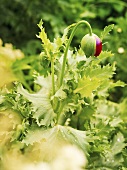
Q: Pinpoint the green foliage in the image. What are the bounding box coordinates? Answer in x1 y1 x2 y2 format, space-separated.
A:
74 75 100 98
107 14 127 99
0 20 127 169
17 80 56 127
0 0 126 55
22 125 88 154
0 0 84 54
100 24 114 40
0 1 127 169
85 99 127 169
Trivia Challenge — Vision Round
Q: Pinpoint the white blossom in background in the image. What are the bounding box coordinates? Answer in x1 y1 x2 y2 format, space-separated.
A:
52 145 87 170
118 47 124 54
21 145 87 170
117 28 122 33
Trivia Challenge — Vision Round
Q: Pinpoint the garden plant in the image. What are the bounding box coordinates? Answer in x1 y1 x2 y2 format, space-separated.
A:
0 18 127 170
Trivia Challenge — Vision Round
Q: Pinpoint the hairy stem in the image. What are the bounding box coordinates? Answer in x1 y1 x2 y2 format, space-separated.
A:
59 20 92 87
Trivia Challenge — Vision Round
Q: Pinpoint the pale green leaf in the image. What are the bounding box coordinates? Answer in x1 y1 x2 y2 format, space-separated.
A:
95 100 119 118
110 80 126 88
109 117 122 127
52 37 63 54
91 51 114 65
39 29 53 50
101 24 114 40
83 64 115 80
22 126 56 145
37 20 53 58
22 125 88 153
96 79 111 97
34 75 52 91
111 132 125 155
53 86 67 100
59 125 88 153
74 76 100 98
17 79 56 127
37 19 43 30
98 51 114 60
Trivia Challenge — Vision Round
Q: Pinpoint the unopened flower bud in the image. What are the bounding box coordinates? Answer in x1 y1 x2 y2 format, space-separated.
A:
81 33 102 57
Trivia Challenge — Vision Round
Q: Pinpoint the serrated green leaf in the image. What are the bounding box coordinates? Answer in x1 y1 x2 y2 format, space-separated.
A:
37 20 53 59
96 79 111 97
111 132 125 155
96 99 119 116
74 76 100 98
53 37 63 51
37 19 43 30
17 76 56 126
109 117 122 127
98 51 114 60
79 105 95 119
101 24 114 40
110 80 126 88
34 75 52 91
59 125 88 153
22 126 54 145
39 29 53 51
53 86 67 100
62 23 76 43
92 51 114 65
77 63 116 97
83 64 115 80
22 125 88 153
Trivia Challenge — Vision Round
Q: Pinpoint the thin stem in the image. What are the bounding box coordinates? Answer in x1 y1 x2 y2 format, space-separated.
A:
51 57 55 95
59 20 92 87
57 113 67 125
44 50 55 95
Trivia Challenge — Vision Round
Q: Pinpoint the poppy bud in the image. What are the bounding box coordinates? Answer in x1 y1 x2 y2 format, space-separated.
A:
81 33 102 57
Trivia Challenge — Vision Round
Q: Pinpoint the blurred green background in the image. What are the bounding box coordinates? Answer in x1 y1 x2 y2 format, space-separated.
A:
0 0 126 53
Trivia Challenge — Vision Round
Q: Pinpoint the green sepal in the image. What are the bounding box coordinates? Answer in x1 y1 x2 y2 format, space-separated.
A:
81 34 96 57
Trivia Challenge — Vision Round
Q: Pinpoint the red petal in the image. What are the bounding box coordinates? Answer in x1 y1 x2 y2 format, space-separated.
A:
94 36 102 57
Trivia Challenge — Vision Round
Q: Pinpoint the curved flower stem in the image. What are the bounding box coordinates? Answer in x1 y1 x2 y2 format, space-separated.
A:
57 20 92 125
59 20 92 88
